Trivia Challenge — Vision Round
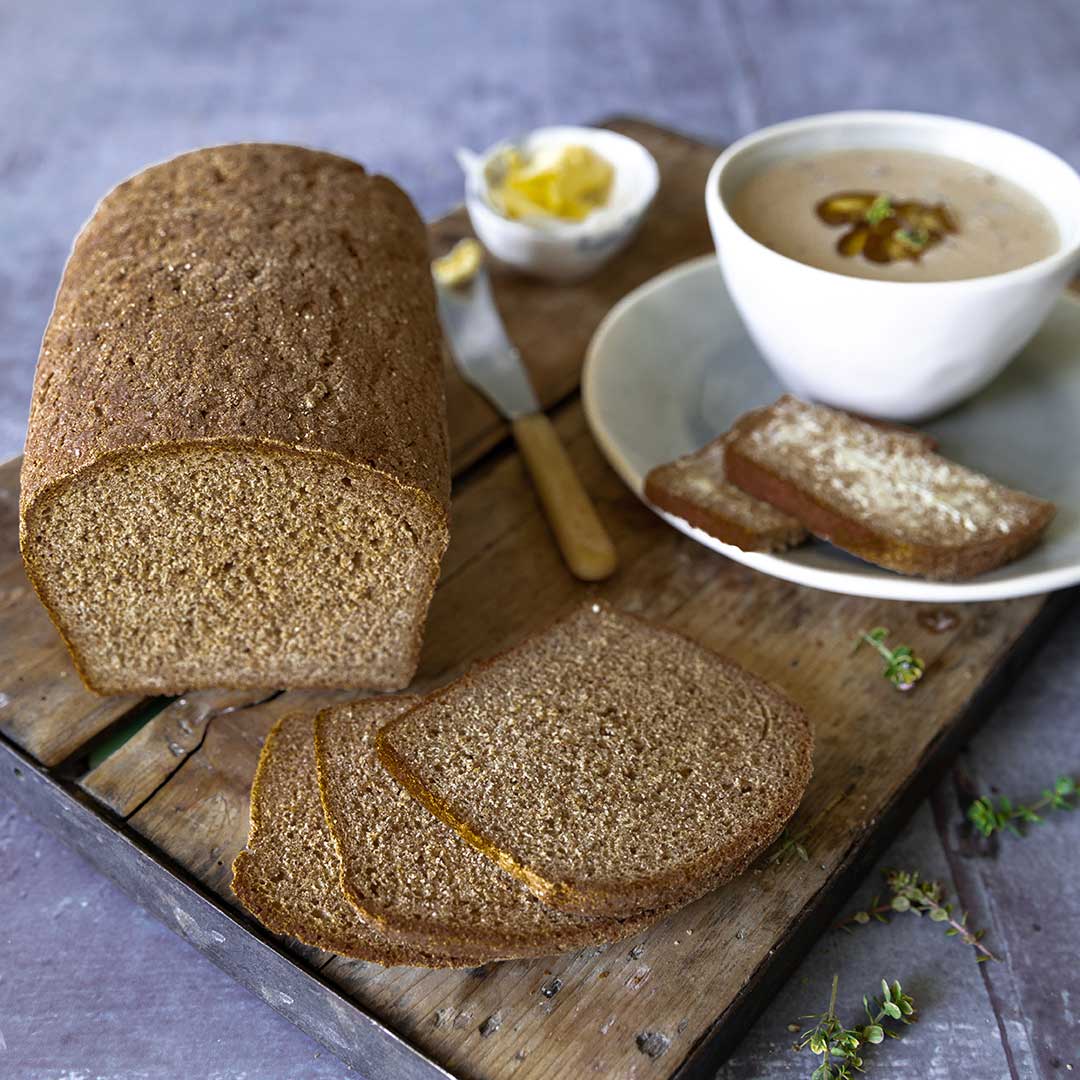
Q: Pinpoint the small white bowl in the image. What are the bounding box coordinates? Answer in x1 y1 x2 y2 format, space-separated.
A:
461 125 659 282
705 111 1080 421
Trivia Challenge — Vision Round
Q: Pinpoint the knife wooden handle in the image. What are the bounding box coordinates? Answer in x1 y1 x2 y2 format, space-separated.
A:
512 412 618 582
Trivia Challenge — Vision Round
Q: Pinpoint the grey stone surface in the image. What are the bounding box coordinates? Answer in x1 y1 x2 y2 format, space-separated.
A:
2 1 1079 1078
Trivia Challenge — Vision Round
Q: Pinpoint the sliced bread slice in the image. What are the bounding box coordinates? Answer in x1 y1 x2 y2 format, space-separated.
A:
376 601 813 919
644 430 808 552
231 708 485 968
643 412 936 553
724 395 1055 580
315 699 667 955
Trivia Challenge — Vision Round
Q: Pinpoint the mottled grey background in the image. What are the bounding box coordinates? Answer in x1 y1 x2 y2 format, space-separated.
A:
2 1 1080 1078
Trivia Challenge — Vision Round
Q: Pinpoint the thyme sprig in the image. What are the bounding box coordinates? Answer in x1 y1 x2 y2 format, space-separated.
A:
770 828 810 864
855 627 924 690
864 194 893 227
968 776 1078 838
894 226 930 252
838 869 997 963
769 787 854 865
793 974 916 1079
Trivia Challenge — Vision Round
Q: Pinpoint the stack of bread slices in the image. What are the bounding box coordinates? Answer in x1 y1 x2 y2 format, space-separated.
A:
646 395 1055 579
232 601 813 967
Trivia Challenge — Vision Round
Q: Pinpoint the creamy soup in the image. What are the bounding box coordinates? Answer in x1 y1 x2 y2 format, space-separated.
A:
729 149 1059 281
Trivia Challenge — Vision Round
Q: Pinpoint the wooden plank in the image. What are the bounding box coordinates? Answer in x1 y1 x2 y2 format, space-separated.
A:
315 425 1058 1080
123 690 359 901
80 689 280 817
119 396 1051 1080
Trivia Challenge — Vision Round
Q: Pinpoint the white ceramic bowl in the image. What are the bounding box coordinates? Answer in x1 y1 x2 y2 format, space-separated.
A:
461 125 659 282
705 111 1080 421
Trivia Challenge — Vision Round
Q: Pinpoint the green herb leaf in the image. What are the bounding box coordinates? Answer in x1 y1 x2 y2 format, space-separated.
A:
894 227 930 252
865 194 893 226
836 869 998 962
793 974 916 1077
855 627 926 691
966 776 1078 839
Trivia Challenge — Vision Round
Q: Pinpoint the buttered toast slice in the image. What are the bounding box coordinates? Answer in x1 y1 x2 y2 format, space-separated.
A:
724 395 1055 580
376 601 813 919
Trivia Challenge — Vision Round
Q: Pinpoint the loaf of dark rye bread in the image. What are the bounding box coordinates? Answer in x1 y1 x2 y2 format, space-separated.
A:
724 396 1055 580
20 144 450 694
231 709 485 968
315 699 668 956
377 601 813 919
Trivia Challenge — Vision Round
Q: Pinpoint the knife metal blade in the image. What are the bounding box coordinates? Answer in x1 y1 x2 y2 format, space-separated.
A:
436 268 539 420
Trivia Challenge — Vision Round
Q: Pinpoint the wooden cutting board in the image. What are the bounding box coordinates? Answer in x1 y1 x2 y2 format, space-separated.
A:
0 119 1069 1080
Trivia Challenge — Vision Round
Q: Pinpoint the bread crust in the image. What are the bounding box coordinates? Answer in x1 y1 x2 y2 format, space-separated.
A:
642 412 937 555
377 601 814 919
21 144 449 513
643 453 807 552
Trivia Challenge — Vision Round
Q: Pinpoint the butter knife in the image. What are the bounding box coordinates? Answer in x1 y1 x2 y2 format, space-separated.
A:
437 268 617 581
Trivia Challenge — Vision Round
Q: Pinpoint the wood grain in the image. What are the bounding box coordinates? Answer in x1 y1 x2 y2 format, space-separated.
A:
79 689 280 816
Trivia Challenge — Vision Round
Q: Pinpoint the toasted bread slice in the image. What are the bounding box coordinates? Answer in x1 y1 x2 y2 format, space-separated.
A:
643 412 936 553
724 395 1055 580
376 601 813 919
644 431 808 552
315 699 668 955
231 708 485 968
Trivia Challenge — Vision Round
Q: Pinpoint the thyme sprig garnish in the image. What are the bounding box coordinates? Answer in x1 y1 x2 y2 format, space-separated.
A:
838 869 998 963
864 194 893 227
968 776 1078 838
769 786 854 865
793 974 916 1079
855 627 924 691
893 226 930 252
770 827 810 864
